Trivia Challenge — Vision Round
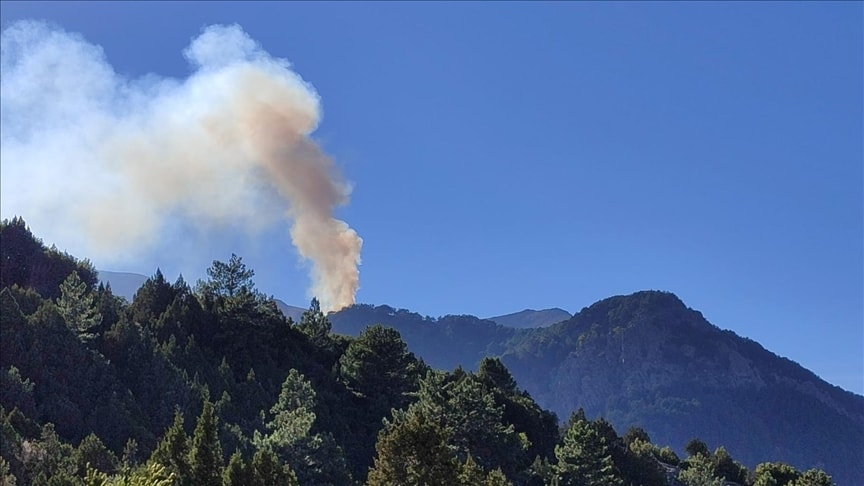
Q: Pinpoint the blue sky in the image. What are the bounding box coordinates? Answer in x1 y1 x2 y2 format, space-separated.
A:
1 1 861 394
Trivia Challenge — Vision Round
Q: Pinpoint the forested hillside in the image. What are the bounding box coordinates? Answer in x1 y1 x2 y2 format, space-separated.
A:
499 292 864 486
0 218 842 485
327 295 864 486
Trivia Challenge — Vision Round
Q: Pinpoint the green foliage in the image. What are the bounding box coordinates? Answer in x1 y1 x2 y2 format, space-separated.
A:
792 469 834 486
419 371 527 477
297 298 331 343
367 411 461 486
249 448 298 486
57 271 102 342
616 437 667 486
74 433 119 476
120 439 140 471
679 453 724 486
0 367 37 420
525 456 555 486
484 468 513 486
754 462 803 486
478 357 518 394
0 222 850 486
1 217 97 300
459 455 486 485
188 401 222 486
129 270 176 326
6 285 42 316
685 438 710 458
221 451 249 486
711 446 748 484
622 426 651 447
254 368 351 485
23 423 78 485
92 462 175 486
554 413 623 486
456 455 514 486
255 369 316 453
339 324 422 408
654 445 680 466
0 457 15 486
150 410 190 482
197 254 255 299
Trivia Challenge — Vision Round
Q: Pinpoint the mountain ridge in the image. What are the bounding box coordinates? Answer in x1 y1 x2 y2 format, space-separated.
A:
487 307 572 328
95 270 863 482
5 220 855 484
328 291 863 485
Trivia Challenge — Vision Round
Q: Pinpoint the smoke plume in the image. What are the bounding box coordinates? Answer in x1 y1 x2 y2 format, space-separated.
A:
0 21 362 311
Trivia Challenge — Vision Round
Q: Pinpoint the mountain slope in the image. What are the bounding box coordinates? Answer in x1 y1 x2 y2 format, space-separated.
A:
274 300 306 322
499 291 863 486
329 304 517 371
327 292 863 485
97 271 148 301
91 268 863 483
487 308 572 328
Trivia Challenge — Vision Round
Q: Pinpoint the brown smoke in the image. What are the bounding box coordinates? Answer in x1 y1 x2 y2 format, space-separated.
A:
0 22 362 311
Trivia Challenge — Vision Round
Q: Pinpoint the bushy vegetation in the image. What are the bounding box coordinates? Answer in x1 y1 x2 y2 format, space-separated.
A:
0 218 838 485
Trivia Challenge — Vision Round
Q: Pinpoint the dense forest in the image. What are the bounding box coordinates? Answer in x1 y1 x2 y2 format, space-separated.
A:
0 217 839 485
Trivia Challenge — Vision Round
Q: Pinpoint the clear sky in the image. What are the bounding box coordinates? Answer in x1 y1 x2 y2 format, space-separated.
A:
1 1 861 394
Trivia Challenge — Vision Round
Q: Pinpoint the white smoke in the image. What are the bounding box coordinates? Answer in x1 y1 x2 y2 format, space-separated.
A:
0 21 362 311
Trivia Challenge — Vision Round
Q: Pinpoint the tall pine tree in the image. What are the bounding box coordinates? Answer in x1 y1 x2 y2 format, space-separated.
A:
188 401 222 486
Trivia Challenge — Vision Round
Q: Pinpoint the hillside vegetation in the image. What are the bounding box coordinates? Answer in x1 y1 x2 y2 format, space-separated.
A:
0 217 846 486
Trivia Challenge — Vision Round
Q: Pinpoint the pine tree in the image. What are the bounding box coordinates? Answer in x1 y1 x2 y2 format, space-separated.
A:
753 462 802 486
255 368 316 453
477 357 518 394
250 448 298 486
297 298 331 342
792 469 834 486
253 369 350 485
338 324 422 412
459 455 486 485
150 409 190 483
554 414 623 486
485 468 513 486
679 453 724 486
0 457 15 486
222 451 250 486
188 401 223 486
685 438 710 458
73 433 118 476
57 271 102 341
409 371 527 476
198 254 255 299
711 446 748 484
367 410 461 486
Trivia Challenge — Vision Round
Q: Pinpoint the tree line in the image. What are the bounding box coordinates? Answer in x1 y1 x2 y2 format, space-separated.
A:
0 217 836 485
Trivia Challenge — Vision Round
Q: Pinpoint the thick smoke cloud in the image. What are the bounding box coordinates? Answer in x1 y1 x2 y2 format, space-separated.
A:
0 21 362 311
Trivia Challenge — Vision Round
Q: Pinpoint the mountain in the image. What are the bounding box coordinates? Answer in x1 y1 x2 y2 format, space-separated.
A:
330 304 517 371
499 291 864 486
97 270 148 301
93 269 863 484
274 300 306 322
487 307 572 328
4 220 848 484
329 292 864 485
